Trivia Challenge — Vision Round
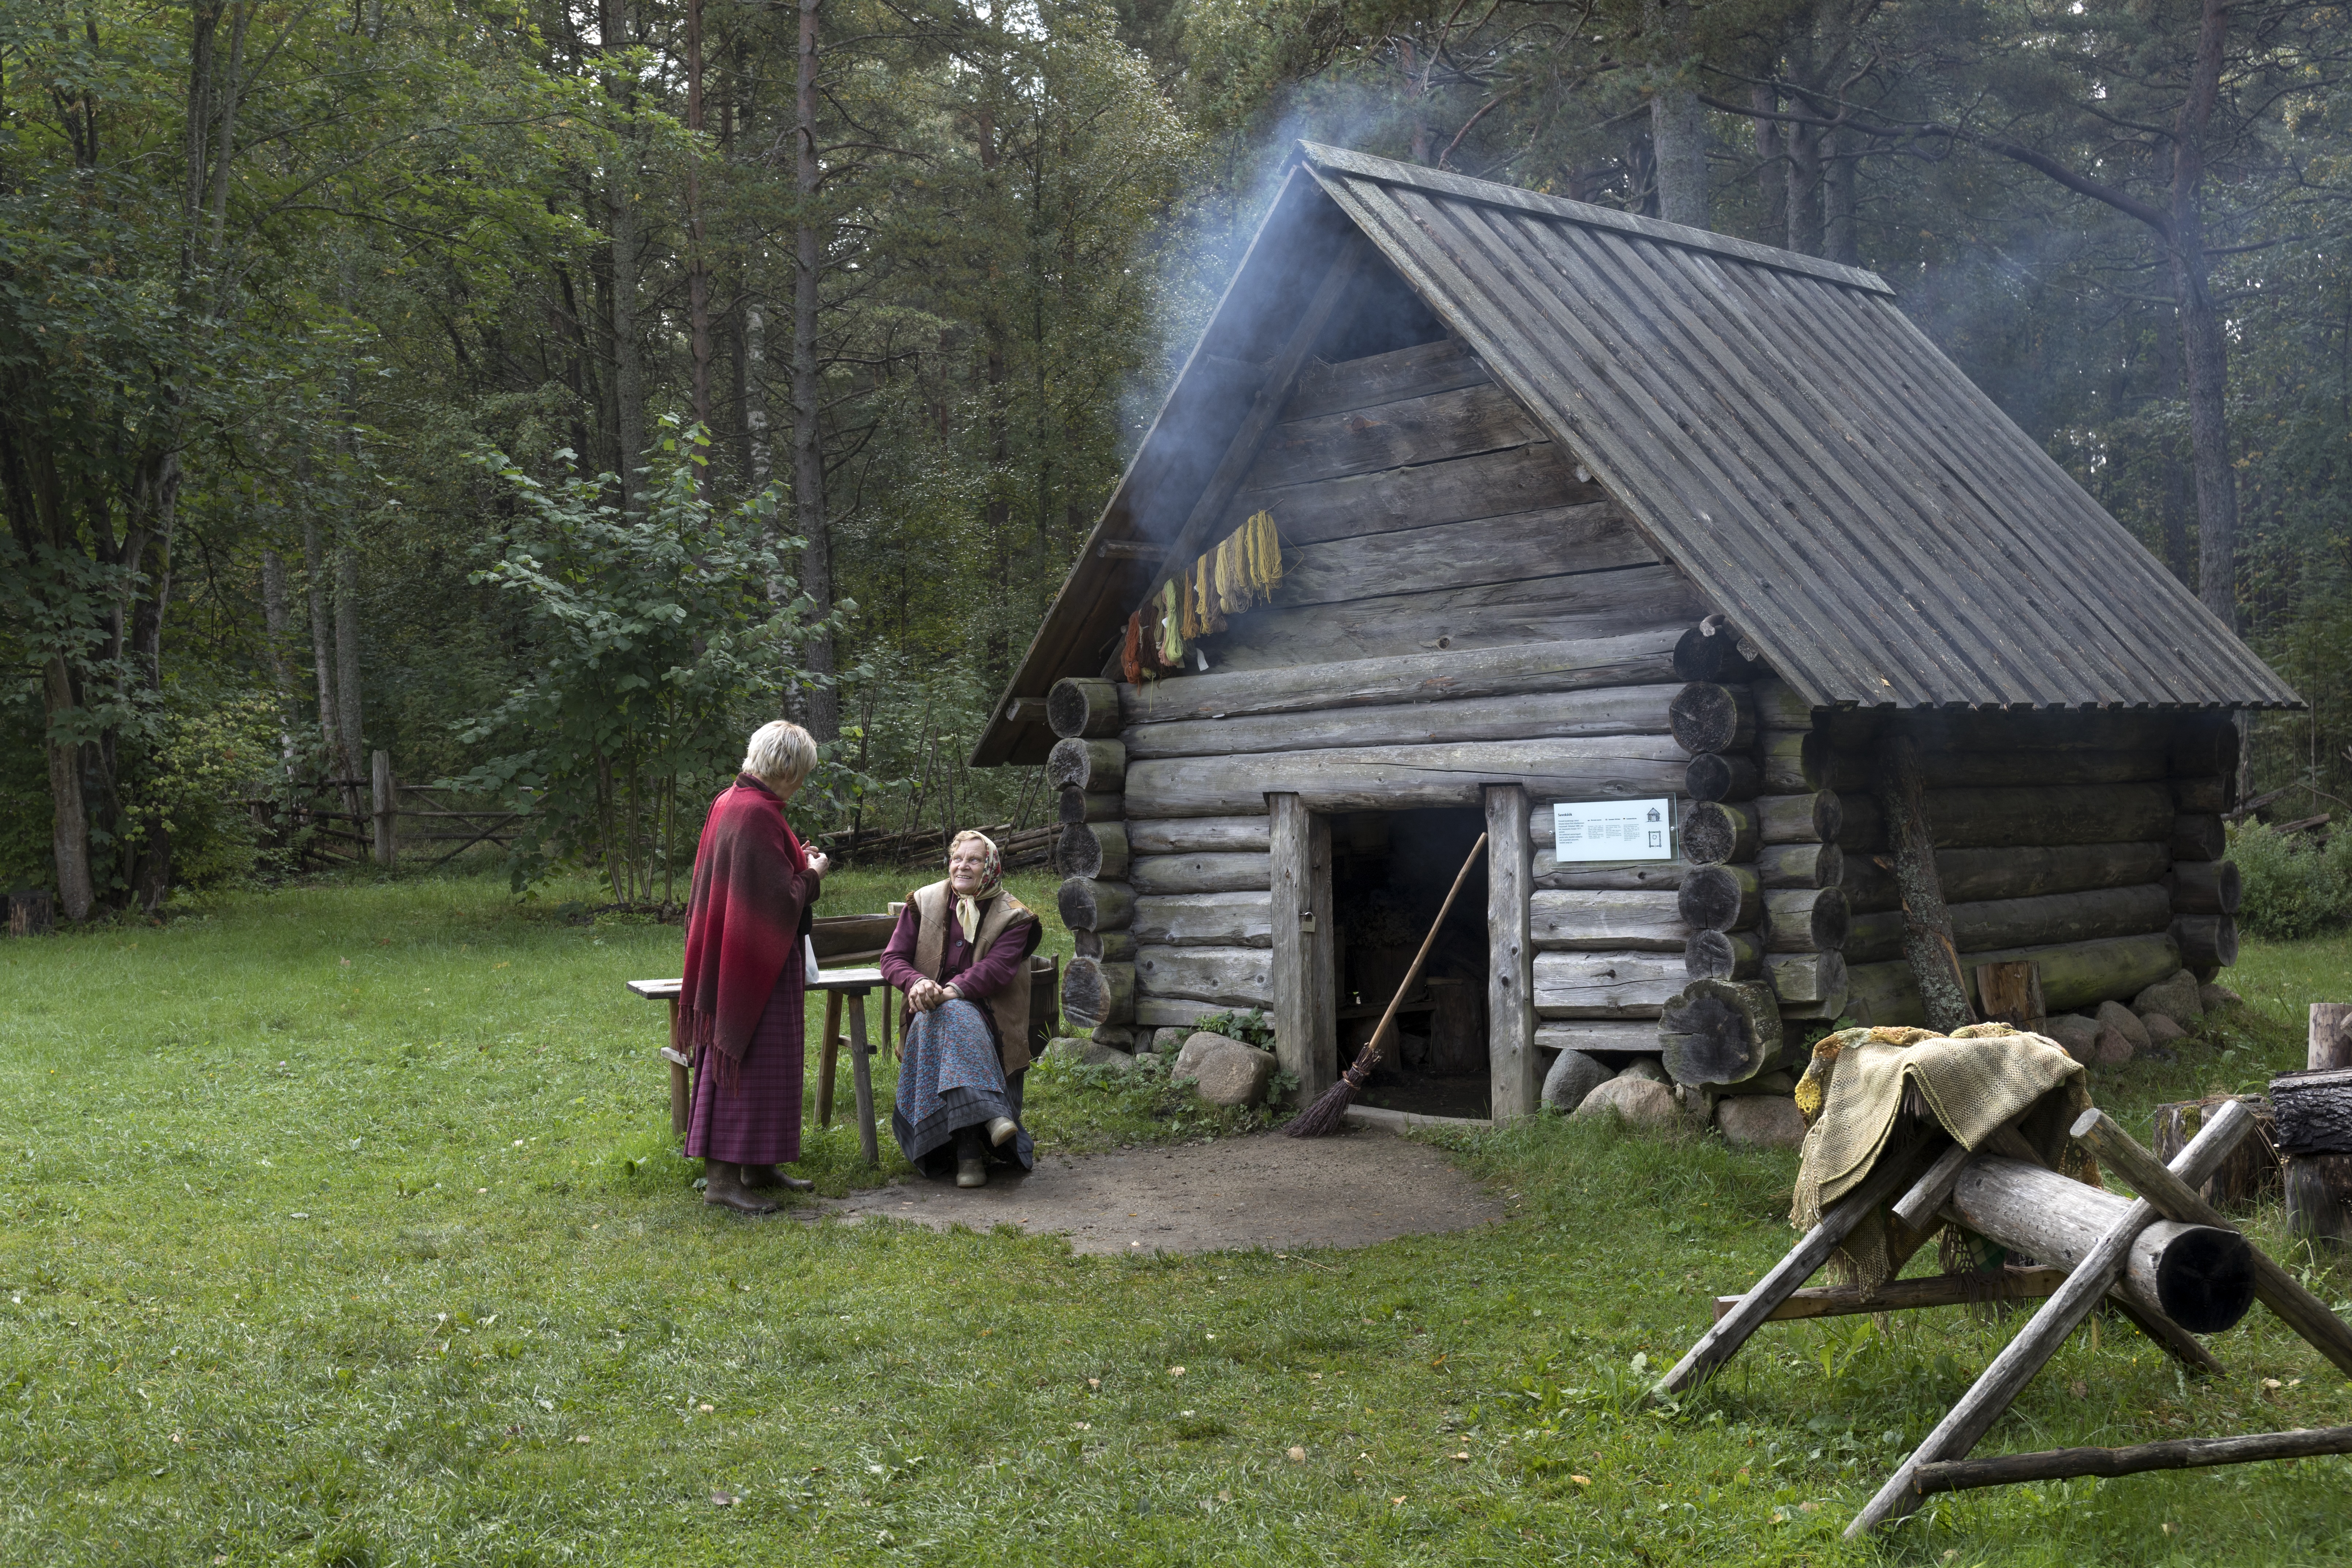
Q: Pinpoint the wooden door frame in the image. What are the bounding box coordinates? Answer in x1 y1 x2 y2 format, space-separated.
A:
1486 784 1538 1121
1267 792 1337 1101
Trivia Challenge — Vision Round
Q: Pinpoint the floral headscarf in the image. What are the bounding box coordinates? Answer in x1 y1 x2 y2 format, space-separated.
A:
948 830 1003 944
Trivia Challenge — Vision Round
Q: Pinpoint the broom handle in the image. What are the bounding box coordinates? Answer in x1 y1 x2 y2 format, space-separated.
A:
1357 832 1489 1078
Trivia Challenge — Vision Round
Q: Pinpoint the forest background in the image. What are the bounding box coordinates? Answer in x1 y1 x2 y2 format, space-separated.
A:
4 0 2350 920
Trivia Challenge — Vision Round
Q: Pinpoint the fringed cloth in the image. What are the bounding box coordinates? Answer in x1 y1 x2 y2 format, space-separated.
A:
675 773 817 1095
1789 1023 2095 1294
891 999 1034 1178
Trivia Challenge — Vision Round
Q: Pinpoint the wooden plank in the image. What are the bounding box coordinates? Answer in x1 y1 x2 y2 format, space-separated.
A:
1843 932 2183 1026
1120 628 1681 726
1129 853 1273 895
1131 891 1275 949
1529 889 1689 952
1229 440 1601 549
1712 1266 2069 1324
1127 815 1270 855
1487 785 1538 1121
1277 503 1654 608
1269 794 1337 1099
1845 884 2176 965
1533 855 1689 890
1280 335 1489 421
1532 950 1686 1018
1125 684 1676 762
1125 736 1692 818
1911 1426 2352 1496
1534 1020 1666 1055
1203 564 1709 672
1844 841 2172 913
1243 381 1546 492
1134 945 1274 1009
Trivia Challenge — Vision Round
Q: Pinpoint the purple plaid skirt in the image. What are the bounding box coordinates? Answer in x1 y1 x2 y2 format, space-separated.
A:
684 971 804 1166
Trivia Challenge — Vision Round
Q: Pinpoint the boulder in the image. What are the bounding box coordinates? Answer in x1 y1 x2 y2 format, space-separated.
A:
2042 1014 2101 1064
1570 1075 1679 1128
1186 1042 1277 1107
1175 1031 1255 1079
1718 1070 1797 1098
1717 1094 1808 1150
1541 1049 1610 1113
2200 982 2244 1013
1150 1026 1192 1056
2134 970 2205 1024
2091 1026 2137 1067
1046 1037 1132 1068
1615 1057 1671 1084
2143 1013 2187 1049
2093 999 2151 1056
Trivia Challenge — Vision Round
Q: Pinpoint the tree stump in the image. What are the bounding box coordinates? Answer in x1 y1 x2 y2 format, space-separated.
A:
2311 1004 2352 1071
2287 1154 2352 1249
6 888 55 937
2152 1096 2280 1211
1976 961 2045 1031
2272 1068 2352 1155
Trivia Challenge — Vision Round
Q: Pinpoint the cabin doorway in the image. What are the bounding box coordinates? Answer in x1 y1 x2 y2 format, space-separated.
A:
1330 806 1489 1119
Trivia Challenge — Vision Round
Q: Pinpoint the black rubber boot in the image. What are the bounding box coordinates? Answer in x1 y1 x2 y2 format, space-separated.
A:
742 1163 815 1193
703 1160 779 1215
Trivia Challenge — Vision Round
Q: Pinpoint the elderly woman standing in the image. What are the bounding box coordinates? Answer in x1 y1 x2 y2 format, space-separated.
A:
880 831 1042 1188
675 721 830 1215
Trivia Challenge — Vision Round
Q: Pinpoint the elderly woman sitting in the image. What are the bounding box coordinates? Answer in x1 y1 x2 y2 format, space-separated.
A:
879 830 1042 1188
674 721 830 1215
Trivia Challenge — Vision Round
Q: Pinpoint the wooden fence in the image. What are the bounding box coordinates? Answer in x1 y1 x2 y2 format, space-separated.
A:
249 752 533 872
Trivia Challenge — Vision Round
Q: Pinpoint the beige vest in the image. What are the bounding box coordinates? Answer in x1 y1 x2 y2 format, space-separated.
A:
909 880 1036 1074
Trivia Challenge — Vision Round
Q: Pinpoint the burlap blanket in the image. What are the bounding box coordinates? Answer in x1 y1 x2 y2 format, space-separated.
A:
1790 1022 2091 1290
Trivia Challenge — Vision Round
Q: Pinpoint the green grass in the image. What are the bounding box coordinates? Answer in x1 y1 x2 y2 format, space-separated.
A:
4 873 2352 1566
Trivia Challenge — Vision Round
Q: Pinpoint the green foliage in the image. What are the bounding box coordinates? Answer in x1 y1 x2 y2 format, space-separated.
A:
1189 1007 1276 1050
2228 820 2352 941
112 681 286 892
457 421 842 901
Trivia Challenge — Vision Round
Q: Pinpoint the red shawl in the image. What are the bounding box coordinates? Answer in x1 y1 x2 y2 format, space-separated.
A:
676 773 815 1087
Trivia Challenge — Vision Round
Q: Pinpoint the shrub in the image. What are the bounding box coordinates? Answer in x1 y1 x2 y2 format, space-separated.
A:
2229 820 2352 940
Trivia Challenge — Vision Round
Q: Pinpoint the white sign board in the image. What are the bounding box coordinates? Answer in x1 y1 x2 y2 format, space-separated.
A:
1552 798 1675 862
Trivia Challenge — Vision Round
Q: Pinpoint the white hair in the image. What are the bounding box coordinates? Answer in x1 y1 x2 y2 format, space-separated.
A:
742 721 816 793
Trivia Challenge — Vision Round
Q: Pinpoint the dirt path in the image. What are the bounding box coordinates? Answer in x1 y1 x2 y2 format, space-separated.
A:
811 1121 1506 1255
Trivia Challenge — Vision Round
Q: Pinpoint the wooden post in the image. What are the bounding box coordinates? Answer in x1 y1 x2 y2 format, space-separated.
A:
1976 961 2045 1030
816 989 844 1126
1267 793 1335 1103
371 749 396 868
1485 784 1536 1122
2312 1004 2352 1071
847 991 879 1167
1876 731 1972 1032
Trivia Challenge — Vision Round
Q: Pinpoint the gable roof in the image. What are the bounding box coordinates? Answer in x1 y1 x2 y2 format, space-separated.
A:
974 144 2296 765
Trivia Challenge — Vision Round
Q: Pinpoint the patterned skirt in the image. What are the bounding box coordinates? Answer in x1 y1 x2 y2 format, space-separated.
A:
683 972 804 1166
891 998 1034 1177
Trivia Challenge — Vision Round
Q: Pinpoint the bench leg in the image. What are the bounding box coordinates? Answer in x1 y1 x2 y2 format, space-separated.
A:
849 993 880 1167
817 989 843 1127
666 1000 687 1138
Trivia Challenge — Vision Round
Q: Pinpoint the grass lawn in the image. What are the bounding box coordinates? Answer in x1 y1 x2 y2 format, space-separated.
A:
4 870 2352 1567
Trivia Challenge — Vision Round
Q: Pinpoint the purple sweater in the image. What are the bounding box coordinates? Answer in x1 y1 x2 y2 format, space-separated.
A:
878 895 1041 1003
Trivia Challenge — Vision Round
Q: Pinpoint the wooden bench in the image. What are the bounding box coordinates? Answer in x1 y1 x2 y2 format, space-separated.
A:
626 936 1061 1170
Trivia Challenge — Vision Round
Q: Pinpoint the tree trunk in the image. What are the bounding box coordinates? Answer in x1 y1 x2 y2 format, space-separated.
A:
791 0 836 739
303 505 346 782
2171 0 2238 627
41 659 93 921
2154 285 2193 586
1878 733 1973 1031
602 0 645 510
1748 82 1785 238
1822 124 1857 264
260 545 296 774
1650 83 1707 229
683 0 710 441
334 525 364 817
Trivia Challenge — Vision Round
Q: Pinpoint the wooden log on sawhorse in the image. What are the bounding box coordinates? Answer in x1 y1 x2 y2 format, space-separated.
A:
1845 1099 2258 1536
1911 1424 2352 1495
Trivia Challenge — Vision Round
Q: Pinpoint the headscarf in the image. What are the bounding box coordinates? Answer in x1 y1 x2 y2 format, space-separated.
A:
949 830 1003 944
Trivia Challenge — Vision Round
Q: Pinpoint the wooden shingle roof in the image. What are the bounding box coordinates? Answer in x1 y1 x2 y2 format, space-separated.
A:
973 145 2295 764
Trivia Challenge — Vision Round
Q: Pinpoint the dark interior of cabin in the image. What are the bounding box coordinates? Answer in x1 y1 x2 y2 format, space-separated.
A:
1330 806 1489 1120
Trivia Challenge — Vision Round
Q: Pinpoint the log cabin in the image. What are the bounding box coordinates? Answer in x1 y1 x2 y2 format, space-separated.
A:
970 143 2300 1123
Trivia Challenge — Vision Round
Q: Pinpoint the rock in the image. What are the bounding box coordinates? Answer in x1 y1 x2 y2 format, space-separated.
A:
1570 1075 1679 1128
1046 1036 1132 1068
2133 969 2205 1024
2092 1027 2137 1066
2143 1013 2187 1048
1717 1070 1797 1098
2200 982 2243 1013
2042 1014 2101 1064
1150 1027 1191 1056
1175 1031 1254 1079
1186 1042 1277 1107
1091 1024 1138 1052
1717 1094 1808 1150
1615 1057 1670 1083
2094 999 2151 1056
1541 1049 1610 1113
